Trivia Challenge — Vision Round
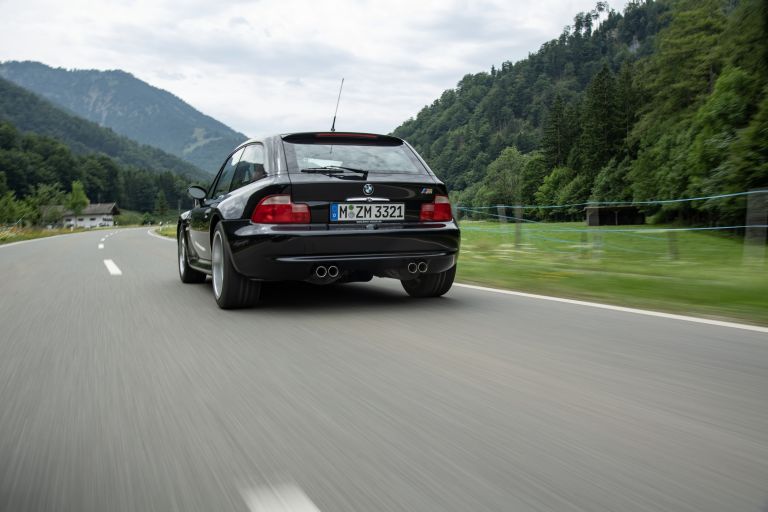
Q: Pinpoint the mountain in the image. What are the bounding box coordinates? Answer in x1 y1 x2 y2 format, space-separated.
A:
392 0 667 192
392 0 768 225
0 118 197 217
0 61 247 173
0 75 208 181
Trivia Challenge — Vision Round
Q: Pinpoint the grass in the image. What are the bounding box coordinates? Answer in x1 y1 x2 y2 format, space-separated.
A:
456 221 768 325
156 224 177 238
0 226 92 245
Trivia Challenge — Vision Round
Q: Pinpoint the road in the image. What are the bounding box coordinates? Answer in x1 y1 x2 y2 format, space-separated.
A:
1 227 767 512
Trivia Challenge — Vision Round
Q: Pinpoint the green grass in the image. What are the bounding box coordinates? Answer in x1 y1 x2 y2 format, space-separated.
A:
156 224 177 238
457 221 768 325
0 226 91 245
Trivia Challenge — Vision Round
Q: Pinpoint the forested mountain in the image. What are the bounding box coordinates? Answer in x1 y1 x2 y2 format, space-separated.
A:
0 77 211 220
0 120 198 222
0 76 207 181
393 0 768 224
0 61 246 173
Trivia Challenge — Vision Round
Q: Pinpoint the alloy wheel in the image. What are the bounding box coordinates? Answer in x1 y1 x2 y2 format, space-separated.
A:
212 231 224 299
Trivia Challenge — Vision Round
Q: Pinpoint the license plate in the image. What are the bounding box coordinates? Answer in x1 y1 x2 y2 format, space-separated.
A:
330 203 405 222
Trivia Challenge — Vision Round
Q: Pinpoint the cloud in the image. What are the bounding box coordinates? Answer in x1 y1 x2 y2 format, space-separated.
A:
0 0 627 138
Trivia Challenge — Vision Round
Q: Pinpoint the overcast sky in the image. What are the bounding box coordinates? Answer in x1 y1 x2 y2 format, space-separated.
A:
0 0 626 137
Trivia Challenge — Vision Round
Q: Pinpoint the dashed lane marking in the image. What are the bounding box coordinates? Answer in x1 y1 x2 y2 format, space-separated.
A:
98 243 104 249
241 484 321 512
103 259 122 276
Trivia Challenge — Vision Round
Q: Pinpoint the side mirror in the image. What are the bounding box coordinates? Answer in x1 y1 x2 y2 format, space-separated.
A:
187 185 207 200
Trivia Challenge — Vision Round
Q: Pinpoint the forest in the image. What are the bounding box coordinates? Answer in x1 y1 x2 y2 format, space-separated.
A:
392 0 768 224
0 121 195 224
0 75 206 180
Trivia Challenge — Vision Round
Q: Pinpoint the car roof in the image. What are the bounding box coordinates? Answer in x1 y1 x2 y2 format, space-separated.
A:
233 132 405 153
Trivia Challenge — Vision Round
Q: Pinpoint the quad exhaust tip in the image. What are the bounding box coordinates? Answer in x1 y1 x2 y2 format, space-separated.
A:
315 266 328 278
417 261 428 273
327 265 339 278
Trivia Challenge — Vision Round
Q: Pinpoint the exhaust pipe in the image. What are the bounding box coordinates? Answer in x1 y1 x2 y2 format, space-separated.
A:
315 266 328 278
407 262 418 274
327 265 339 278
417 261 428 273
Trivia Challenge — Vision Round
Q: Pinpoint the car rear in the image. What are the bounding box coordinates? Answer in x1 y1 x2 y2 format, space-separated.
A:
224 132 460 287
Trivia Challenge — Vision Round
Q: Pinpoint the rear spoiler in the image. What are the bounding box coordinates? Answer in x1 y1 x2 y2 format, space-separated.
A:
282 132 404 146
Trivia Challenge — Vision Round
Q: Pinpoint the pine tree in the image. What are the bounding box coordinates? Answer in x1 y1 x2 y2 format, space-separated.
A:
578 65 622 178
542 95 567 168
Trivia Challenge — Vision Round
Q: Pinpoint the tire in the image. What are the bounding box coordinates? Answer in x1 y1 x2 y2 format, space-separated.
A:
211 223 261 309
178 229 206 284
401 265 456 298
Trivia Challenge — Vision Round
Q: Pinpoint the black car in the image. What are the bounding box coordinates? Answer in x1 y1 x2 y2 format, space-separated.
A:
177 132 460 308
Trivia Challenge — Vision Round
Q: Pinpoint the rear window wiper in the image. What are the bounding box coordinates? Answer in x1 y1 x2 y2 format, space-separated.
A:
300 166 368 180
301 165 368 176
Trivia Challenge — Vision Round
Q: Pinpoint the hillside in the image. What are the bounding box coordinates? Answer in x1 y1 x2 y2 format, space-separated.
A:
392 0 768 224
0 119 198 219
0 76 208 181
0 61 247 173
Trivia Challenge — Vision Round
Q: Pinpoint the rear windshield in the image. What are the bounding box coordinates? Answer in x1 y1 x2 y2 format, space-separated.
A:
283 140 428 174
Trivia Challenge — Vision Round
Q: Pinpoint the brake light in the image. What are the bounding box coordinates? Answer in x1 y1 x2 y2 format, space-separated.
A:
251 195 310 223
315 133 378 139
420 195 453 222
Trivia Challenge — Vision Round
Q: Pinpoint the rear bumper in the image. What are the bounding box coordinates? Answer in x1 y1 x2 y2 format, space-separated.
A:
221 220 460 281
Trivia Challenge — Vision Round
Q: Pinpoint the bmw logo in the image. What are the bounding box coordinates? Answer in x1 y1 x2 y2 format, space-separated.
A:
363 184 374 195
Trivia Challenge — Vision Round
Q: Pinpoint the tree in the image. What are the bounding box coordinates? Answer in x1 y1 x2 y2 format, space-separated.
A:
615 62 639 148
578 65 622 178
0 192 30 224
0 121 19 150
542 95 569 168
639 0 727 120
476 147 530 206
25 183 66 226
519 152 550 207
591 158 632 201
535 166 576 220
154 190 169 216
67 180 89 227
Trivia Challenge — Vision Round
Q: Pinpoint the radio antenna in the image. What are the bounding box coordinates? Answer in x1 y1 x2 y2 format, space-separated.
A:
330 78 344 132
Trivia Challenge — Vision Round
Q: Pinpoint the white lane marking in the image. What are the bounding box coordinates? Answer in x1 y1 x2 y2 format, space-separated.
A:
100 238 105 242
453 283 768 334
0 228 138 250
242 484 321 512
147 228 175 242
103 259 122 276
98 243 104 249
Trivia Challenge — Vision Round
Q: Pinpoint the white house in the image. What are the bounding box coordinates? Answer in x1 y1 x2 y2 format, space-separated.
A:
63 203 121 228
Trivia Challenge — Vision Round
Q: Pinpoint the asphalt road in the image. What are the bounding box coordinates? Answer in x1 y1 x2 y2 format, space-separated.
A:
1 227 767 512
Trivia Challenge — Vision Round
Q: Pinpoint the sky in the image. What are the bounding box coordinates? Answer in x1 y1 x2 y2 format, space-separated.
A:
0 0 626 138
